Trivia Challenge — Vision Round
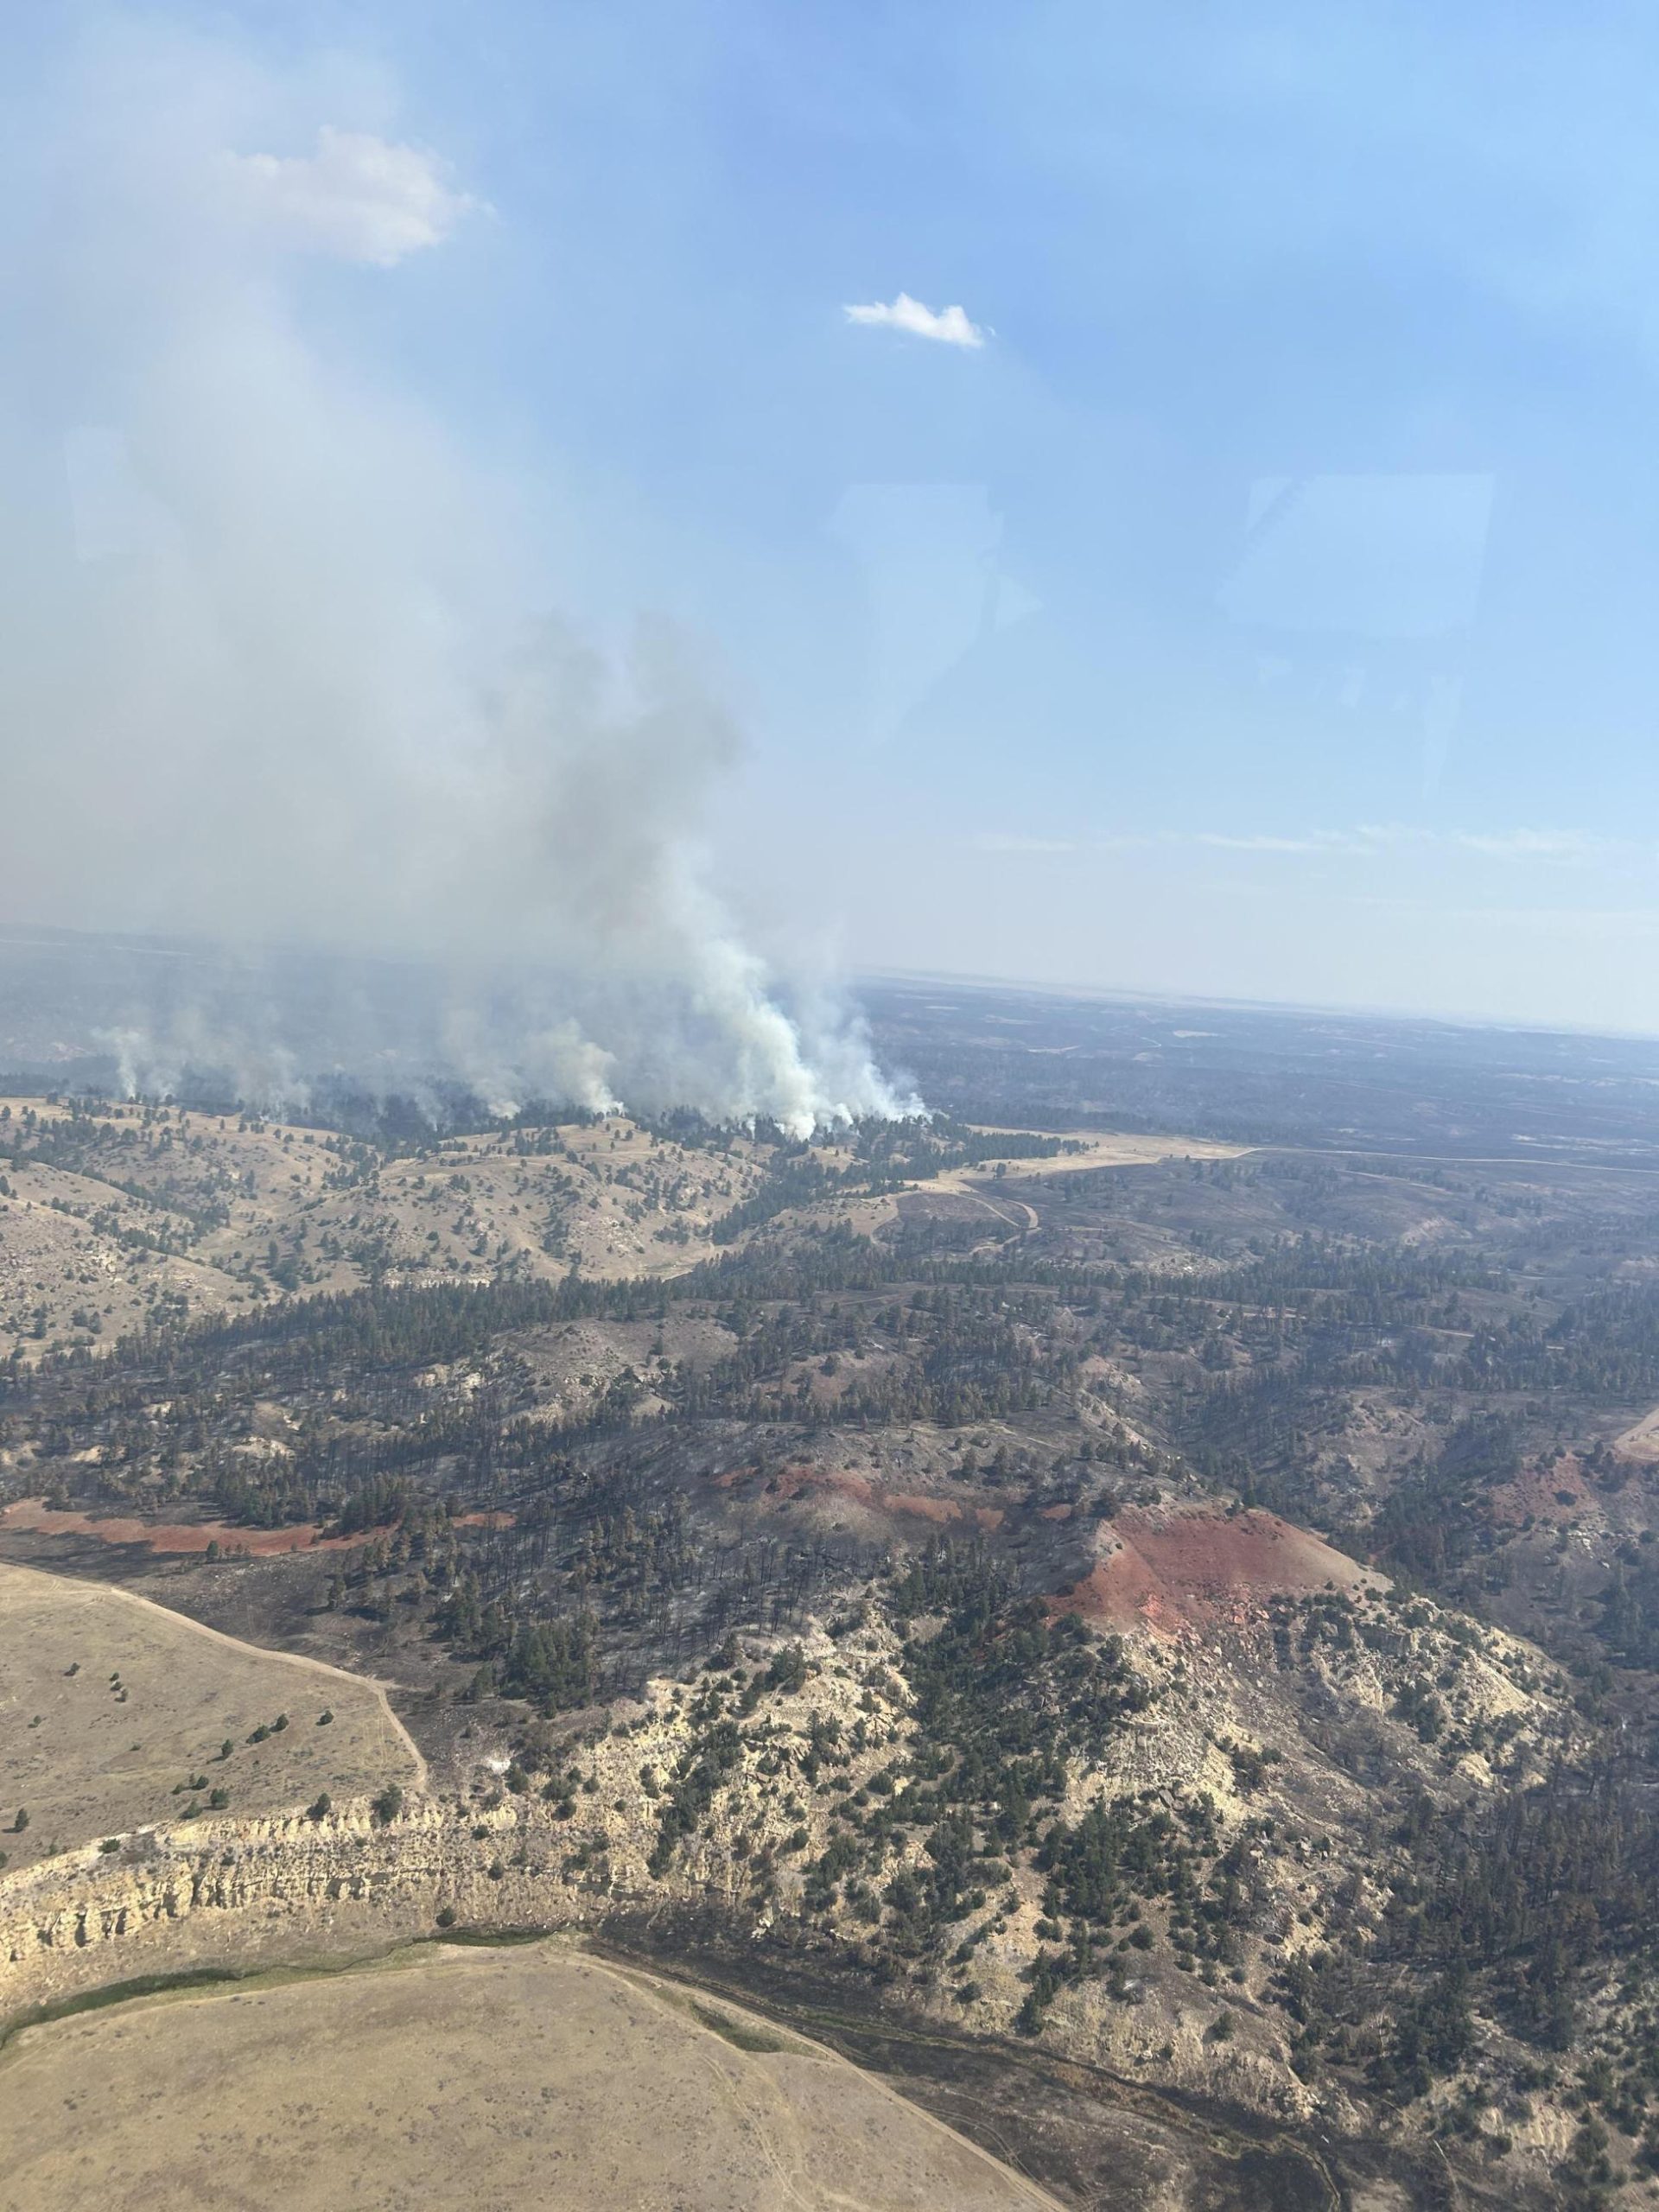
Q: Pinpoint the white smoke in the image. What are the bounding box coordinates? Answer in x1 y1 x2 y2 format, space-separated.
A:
0 23 915 1137
97 1002 316 1118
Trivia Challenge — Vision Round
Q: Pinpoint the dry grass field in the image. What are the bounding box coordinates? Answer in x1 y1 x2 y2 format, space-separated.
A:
0 1561 422 1867
0 1096 1243 1364
0 1942 1062 2212
0 1097 774 1358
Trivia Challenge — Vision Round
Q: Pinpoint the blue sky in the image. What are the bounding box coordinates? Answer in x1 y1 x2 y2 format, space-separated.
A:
10 3 1659 1033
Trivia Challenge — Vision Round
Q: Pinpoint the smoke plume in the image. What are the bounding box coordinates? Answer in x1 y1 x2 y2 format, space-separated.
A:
0 24 912 1136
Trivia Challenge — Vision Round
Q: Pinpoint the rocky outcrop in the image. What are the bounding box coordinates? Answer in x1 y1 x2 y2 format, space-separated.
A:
0 1795 603 2021
0 1635 909 2025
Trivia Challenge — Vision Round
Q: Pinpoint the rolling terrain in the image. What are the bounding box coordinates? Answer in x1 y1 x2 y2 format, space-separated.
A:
10 986 1659 2204
0 1094 1225 1359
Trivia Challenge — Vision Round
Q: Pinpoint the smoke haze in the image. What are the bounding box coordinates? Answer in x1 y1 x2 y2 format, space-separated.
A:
0 23 911 1135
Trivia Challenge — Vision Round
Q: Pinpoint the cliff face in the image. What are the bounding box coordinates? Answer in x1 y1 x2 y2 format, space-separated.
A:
0 1796 604 2018
0 1641 892 2022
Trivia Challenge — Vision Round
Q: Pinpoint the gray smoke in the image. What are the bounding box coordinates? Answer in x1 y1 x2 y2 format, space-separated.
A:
0 25 914 1136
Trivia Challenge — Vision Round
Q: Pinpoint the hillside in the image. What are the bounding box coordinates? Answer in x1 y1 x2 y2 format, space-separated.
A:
0 1945 1059 2212
0 1097 777 1353
10 1058 1659 2204
0 1560 420 1872
0 1096 1224 1361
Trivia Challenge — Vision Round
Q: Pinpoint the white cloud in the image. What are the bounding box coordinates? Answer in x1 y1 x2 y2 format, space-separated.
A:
1439 828 1606 861
844 292 987 347
971 833 1077 855
1191 832 1332 855
224 126 477 267
1089 825 1634 864
1344 824 1618 863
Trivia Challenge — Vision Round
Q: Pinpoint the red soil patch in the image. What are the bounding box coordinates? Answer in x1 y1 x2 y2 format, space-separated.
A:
1039 1503 1074 1522
888 1491 961 1525
1051 1504 1372 1639
0 1498 516 1556
748 1465 875 1508
886 1492 1004 1531
1486 1455 1593 1530
0 1498 368 1555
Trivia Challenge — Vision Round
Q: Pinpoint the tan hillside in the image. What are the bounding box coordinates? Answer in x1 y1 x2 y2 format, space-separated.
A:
0 1097 777 1357
0 1560 421 1870
0 1943 1060 2212
0 1099 1246 1364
